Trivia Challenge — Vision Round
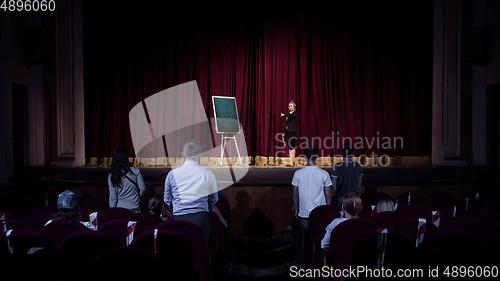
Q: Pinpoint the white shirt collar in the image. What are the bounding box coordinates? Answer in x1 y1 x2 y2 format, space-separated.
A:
183 160 199 165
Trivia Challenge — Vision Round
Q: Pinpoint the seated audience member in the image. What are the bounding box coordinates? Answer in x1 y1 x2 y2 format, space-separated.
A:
148 193 173 221
47 190 97 230
108 147 146 213
376 194 395 213
331 143 364 207
321 192 361 251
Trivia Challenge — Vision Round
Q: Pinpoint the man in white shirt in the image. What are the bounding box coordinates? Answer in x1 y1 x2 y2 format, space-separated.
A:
291 146 332 267
164 140 218 249
292 146 332 230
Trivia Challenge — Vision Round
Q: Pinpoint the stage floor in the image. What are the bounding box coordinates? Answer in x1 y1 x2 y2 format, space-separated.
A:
11 165 500 187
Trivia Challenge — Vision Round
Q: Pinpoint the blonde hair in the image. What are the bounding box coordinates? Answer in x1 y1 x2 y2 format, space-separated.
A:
376 195 395 213
288 100 297 110
342 192 362 218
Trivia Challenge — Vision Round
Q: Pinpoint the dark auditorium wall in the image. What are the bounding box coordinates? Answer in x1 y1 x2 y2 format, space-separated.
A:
470 0 500 167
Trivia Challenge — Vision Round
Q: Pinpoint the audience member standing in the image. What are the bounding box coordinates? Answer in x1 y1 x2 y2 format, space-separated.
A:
108 147 146 212
164 140 219 250
291 146 332 229
331 142 364 207
291 146 332 267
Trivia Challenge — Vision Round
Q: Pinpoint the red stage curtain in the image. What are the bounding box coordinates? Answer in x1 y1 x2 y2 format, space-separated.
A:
84 1 433 161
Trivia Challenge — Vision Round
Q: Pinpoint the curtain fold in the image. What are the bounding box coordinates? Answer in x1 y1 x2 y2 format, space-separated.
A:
84 0 433 163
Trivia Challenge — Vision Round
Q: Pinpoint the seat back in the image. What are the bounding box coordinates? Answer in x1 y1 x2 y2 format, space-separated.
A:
396 192 424 207
455 197 480 213
0 247 82 280
308 205 341 238
467 211 500 234
395 206 426 218
59 230 122 268
419 211 455 230
28 212 55 232
0 229 54 261
394 218 437 246
87 246 166 281
414 198 443 212
316 211 345 241
80 212 111 229
1 219 33 231
0 212 20 220
358 205 374 219
130 229 195 281
41 220 89 248
425 229 484 264
351 228 413 269
371 211 407 229
444 218 496 248
125 213 163 232
17 207 48 223
329 218 380 269
157 220 205 263
98 219 139 246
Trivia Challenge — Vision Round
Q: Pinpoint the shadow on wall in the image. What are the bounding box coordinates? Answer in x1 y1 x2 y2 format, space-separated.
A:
232 190 274 239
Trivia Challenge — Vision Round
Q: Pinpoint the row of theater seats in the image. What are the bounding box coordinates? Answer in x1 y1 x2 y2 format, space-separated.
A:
295 191 500 280
0 193 231 281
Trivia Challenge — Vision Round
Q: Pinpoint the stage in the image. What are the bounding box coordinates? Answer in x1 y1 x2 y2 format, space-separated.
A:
12 164 492 186
13 164 497 190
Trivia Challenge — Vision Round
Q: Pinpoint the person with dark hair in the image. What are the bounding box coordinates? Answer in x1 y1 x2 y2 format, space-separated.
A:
148 193 172 221
108 147 146 212
331 142 364 207
46 190 96 230
280 100 298 167
320 192 362 251
292 146 332 229
164 140 218 250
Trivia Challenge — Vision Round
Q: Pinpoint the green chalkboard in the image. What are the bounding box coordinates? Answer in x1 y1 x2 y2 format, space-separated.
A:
212 96 240 133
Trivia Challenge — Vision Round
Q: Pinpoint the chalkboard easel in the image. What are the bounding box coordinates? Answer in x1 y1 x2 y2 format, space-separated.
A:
212 96 243 166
